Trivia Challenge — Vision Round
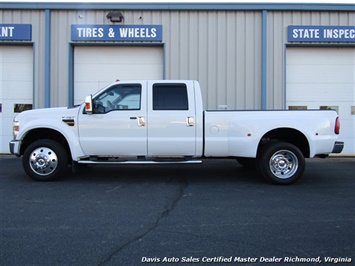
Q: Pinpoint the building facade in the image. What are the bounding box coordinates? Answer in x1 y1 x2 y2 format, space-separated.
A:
1 2 354 154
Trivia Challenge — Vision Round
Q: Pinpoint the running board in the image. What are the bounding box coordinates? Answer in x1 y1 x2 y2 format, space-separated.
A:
77 160 202 165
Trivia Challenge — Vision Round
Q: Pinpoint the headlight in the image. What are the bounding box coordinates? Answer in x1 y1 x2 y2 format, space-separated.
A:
13 121 20 139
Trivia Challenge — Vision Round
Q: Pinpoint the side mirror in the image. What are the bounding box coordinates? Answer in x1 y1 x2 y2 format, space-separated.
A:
85 95 93 114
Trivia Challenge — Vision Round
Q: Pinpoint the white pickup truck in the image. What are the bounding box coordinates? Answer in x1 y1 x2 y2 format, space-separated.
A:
9 80 344 184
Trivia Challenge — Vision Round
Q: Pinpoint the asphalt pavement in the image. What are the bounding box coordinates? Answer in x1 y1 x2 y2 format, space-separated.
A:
0 155 354 265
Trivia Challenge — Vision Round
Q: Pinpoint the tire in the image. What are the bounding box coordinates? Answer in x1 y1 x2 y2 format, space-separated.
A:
22 139 68 181
257 142 305 185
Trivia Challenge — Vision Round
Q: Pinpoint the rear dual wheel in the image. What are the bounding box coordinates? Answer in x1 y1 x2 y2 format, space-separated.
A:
257 142 305 185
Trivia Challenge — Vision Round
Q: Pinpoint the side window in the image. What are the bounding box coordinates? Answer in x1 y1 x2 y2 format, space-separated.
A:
14 104 32 113
153 83 188 110
93 84 141 114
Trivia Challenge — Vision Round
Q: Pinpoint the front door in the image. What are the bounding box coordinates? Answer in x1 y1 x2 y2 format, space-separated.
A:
78 82 147 156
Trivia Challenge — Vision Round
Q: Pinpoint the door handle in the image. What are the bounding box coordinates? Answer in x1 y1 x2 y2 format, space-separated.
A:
186 117 194 127
130 116 145 126
137 116 145 127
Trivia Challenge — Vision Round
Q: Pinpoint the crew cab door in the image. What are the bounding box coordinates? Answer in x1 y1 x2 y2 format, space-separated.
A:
78 82 147 156
147 81 197 156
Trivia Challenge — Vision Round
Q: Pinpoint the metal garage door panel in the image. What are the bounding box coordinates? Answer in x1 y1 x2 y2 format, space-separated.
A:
74 46 163 104
286 47 355 155
288 48 353 64
287 84 352 102
0 46 33 153
287 65 353 84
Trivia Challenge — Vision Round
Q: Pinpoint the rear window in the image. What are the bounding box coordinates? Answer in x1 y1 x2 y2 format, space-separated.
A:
153 84 188 110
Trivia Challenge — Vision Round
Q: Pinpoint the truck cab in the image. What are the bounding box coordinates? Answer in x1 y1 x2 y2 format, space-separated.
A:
80 80 203 158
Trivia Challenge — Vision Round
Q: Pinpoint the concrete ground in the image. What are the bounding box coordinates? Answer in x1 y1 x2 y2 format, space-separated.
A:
0 156 354 265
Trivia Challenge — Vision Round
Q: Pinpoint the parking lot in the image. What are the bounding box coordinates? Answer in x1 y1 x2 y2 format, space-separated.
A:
1 155 354 265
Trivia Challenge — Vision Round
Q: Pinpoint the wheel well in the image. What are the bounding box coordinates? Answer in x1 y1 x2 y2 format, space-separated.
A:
258 128 310 158
20 128 72 160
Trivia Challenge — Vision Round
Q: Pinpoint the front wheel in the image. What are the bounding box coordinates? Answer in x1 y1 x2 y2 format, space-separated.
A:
22 139 68 181
257 142 305 185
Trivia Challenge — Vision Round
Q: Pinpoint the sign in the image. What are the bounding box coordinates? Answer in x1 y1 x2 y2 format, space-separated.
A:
0 24 32 41
71 25 162 42
288 26 355 43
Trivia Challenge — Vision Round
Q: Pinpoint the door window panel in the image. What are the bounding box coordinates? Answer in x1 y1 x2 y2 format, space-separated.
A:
93 84 141 114
153 84 188 110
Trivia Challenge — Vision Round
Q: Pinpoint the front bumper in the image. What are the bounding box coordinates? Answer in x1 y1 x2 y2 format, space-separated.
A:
332 141 344 154
9 140 21 156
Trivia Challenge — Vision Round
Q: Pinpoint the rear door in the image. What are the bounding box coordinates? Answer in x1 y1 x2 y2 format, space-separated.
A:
147 81 197 156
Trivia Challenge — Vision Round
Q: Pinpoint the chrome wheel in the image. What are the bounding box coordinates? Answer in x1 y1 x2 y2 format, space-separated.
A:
269 150 298 179
29 147 58 176
258 142 305 184
23 139 68 181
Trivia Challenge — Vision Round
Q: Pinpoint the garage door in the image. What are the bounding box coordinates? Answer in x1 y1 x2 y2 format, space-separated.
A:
0 46 33 153
286 47 355 155
74 46 163 104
